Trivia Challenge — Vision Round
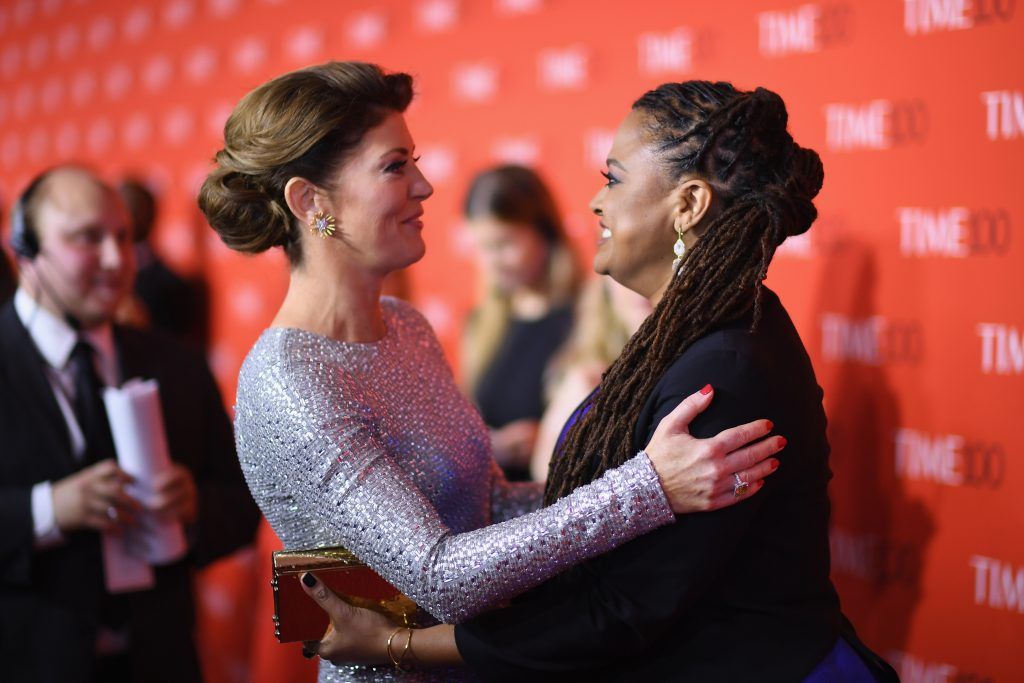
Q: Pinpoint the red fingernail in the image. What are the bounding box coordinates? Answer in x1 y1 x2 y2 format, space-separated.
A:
777 436 787 448
766 420 774 431
699 384 712 395
770 458 780 471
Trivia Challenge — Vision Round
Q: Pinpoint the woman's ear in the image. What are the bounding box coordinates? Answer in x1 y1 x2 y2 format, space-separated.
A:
283 177 320 227
672 179 715 239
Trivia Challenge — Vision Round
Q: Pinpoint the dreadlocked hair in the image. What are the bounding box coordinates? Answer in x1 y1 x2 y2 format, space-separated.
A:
544 81 824 505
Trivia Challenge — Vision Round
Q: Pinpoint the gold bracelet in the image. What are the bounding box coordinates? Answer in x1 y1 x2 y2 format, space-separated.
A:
386 627 405 669
396 626 414 671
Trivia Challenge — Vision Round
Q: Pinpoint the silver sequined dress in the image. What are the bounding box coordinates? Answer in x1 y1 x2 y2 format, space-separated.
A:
235 297 674 682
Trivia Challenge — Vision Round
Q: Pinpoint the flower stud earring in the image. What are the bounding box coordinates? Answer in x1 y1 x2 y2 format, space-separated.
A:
672 226 686 275
309 210 336 239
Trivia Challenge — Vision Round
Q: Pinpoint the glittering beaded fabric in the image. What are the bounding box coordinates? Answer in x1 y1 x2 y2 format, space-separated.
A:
235 297 674 682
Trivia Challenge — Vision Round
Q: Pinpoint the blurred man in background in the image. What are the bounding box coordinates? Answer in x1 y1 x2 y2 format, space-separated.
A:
0 166 259 683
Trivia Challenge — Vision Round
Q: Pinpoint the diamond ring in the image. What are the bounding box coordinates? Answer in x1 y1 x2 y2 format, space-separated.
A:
733 473 750 497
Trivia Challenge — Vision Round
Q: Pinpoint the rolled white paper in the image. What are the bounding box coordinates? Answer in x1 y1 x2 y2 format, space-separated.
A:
101 531 154 593
103 378 188 566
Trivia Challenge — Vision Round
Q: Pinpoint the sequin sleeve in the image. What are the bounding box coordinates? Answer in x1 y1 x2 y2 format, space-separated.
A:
249 358 674 624
407 307 543 524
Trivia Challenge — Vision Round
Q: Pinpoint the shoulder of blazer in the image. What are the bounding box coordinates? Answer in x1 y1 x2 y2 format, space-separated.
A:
0 300 51 387
654 289 790 393
630 308 776 452
0 302 22 385
0 300 26 352
0 301 76 466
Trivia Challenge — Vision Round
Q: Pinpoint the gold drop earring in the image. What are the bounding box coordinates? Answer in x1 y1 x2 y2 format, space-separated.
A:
672 226 686 275
309 210 336 238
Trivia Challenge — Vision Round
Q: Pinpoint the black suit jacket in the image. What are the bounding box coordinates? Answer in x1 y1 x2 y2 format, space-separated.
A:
0 253 14 305
456 289 891 682
0 301 259 683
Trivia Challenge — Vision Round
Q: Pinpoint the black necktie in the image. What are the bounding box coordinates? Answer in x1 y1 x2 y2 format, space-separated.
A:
68 339 118 466
69 341 130 624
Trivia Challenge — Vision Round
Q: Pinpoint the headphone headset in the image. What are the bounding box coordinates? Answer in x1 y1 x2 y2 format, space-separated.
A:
10 172 48 260
8 169 85 330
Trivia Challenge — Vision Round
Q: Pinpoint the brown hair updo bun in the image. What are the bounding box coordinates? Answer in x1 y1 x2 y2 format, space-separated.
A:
198 61 413 265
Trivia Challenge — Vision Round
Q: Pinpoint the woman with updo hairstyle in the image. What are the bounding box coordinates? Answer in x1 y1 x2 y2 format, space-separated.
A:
200 63 784 683
461 165 582 481
199 62 415 263
301 80 896 682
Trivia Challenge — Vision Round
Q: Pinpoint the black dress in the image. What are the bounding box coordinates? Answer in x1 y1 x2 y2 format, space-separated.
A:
455 288 893 682
471 305 573 480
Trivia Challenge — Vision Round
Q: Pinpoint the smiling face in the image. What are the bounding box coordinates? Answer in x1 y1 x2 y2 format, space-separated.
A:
25 169 135 328
312 111 434 276
589 109 679 302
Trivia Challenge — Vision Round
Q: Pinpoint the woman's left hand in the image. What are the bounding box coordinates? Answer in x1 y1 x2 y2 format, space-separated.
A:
298 572 395 665
643 385 784 513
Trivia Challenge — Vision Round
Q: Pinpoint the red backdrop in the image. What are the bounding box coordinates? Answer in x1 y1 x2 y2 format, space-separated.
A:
1 0 1022 681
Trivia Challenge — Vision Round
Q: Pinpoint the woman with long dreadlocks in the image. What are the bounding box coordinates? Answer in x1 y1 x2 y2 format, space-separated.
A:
299 80 896 682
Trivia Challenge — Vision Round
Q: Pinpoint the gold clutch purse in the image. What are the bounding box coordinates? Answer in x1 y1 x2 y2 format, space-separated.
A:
271 546 431 643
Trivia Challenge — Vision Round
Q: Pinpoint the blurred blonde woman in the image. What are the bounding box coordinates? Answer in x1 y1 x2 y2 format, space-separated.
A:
531 276 652 480
462 165 582 480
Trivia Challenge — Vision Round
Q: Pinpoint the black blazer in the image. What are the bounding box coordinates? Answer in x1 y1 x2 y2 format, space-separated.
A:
455 289 890 682
0 253 14 304
0 301 259 683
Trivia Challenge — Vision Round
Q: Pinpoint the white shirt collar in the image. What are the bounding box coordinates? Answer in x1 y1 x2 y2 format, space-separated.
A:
13 287 118 380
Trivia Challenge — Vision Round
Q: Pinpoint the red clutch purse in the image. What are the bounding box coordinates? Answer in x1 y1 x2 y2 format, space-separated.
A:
270 546 431 643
